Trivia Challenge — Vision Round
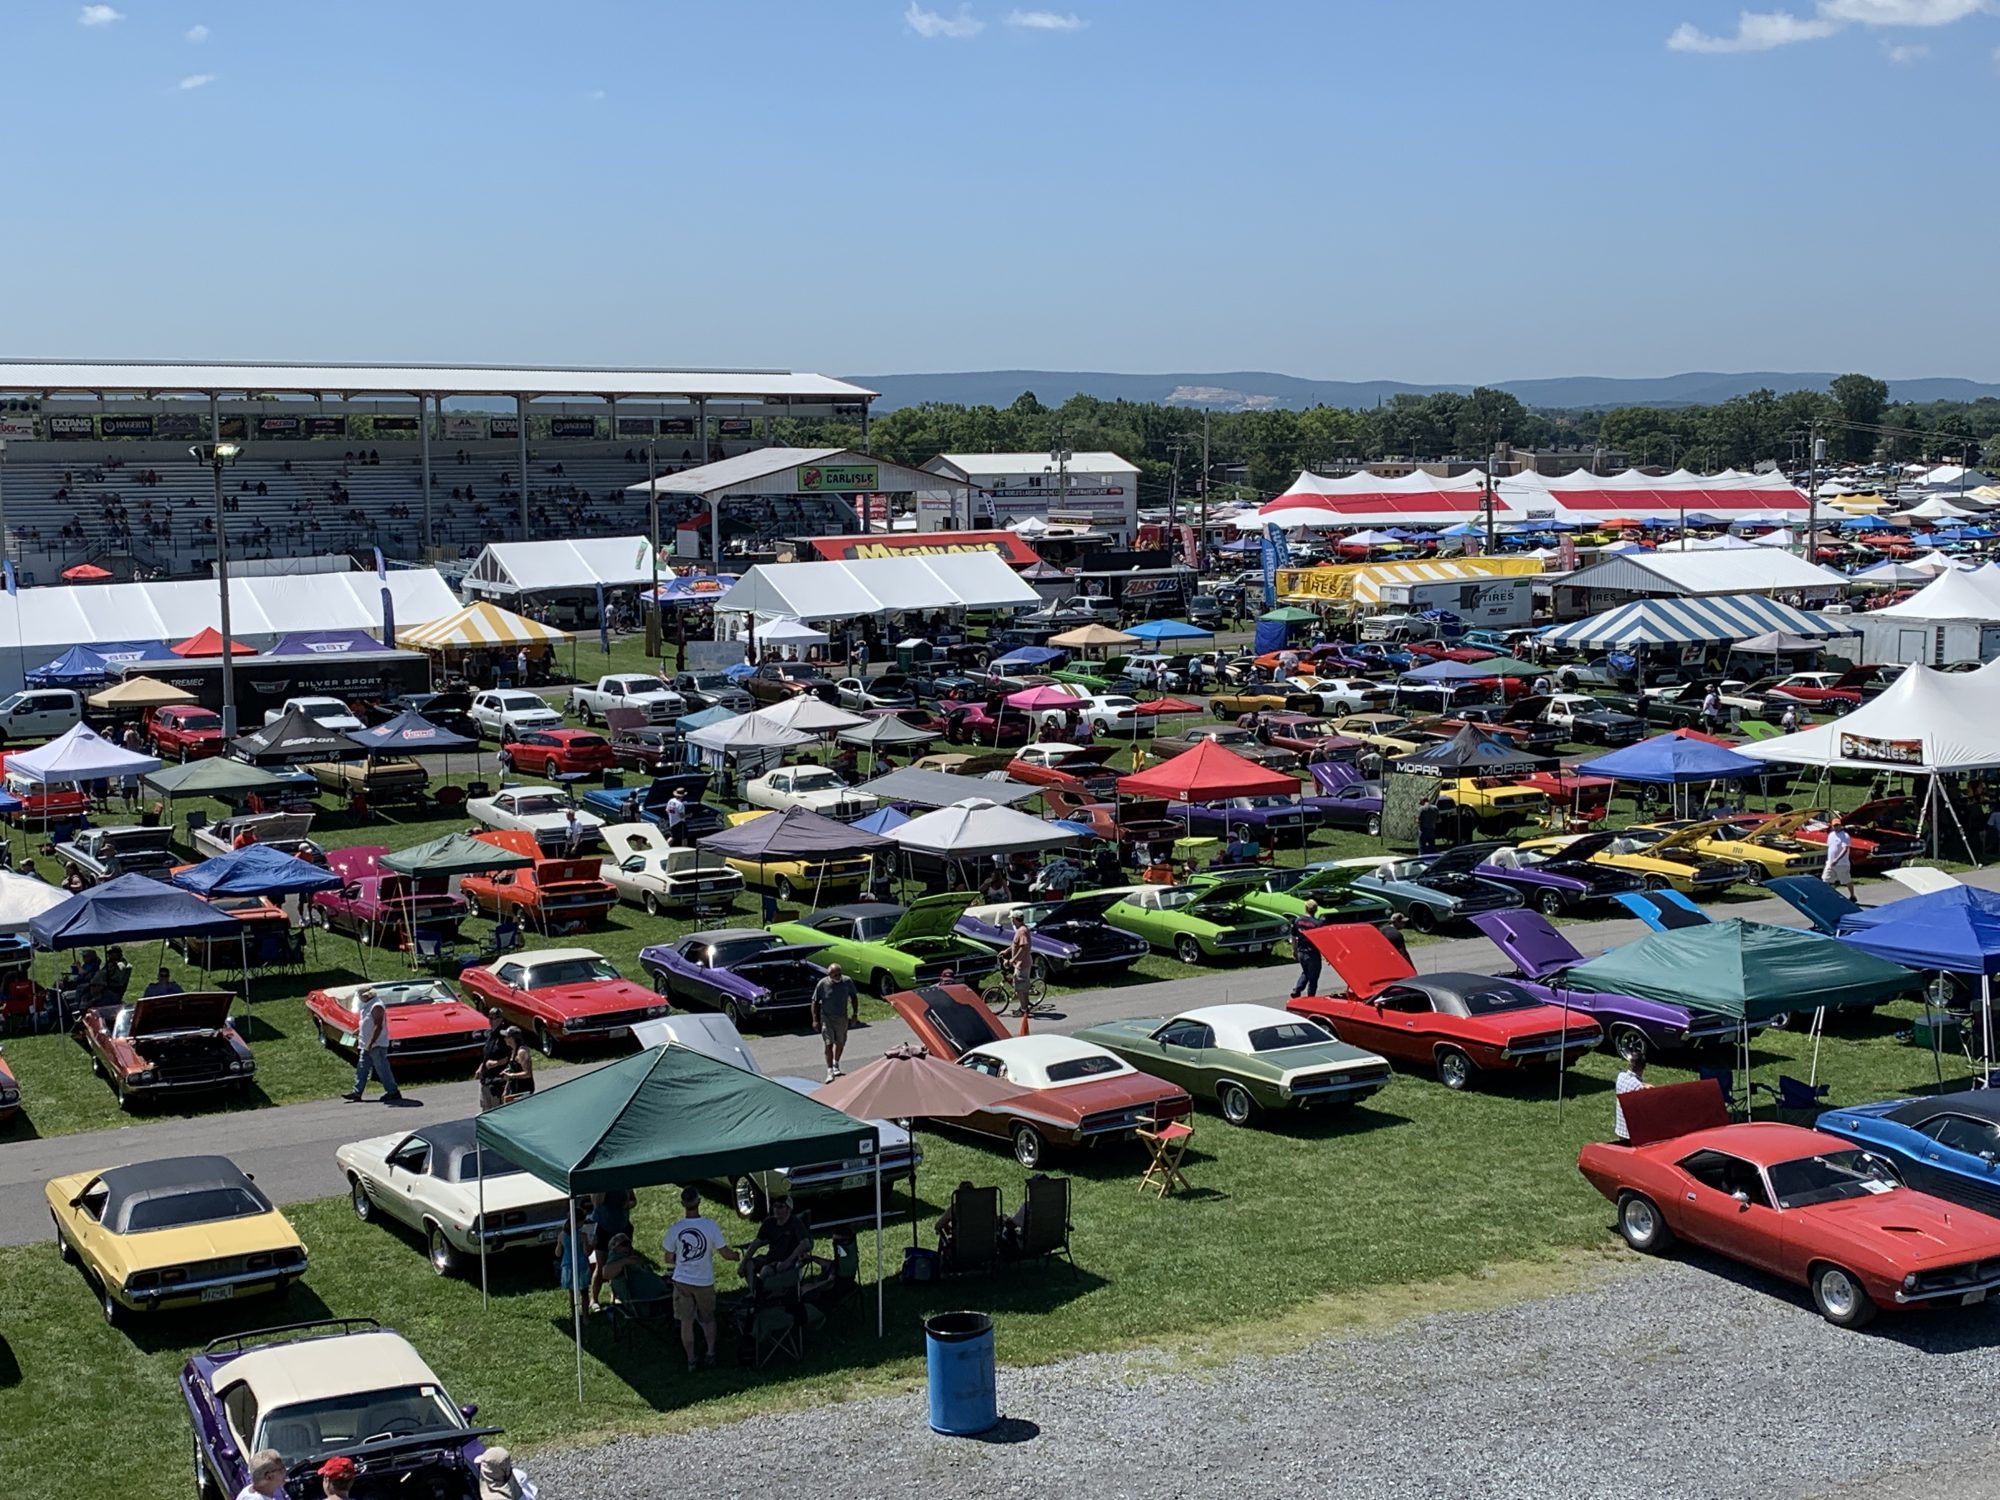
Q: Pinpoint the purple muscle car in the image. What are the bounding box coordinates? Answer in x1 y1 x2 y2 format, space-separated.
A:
955 889 1150 980
638 928 828 1028
311 845 468 942
1301 762 1385 833
1166 795 1312 846
1429 837 1645 917
1468 910 1747 1061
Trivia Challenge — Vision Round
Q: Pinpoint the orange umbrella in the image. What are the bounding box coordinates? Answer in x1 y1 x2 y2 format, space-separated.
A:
1135 697 1204 717
61 563 112 581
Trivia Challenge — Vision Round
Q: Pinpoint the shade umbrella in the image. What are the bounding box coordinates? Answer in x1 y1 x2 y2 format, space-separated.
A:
1047 622 1138 650
1005 685 1084 712
1125 619 1212 643
141 757 289 799
87 677 195 711
61 563 113 581
383 832 536 877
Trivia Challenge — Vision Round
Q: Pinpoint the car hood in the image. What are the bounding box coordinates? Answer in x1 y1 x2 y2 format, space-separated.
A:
889 893 979 945
1309 761 1363 793
1301 923 1417 1000
888 984 1008 1060
1039 890 1126 924
1802 1191 2000 1263
1469 910 1585 980
526 979 656 1013
126 992 234 1033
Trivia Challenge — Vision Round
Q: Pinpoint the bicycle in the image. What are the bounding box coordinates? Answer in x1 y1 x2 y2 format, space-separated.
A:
981 968 1050 1018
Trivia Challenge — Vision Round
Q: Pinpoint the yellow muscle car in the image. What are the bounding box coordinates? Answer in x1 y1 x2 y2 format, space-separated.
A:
718 808 871 902
1516 826 1758 898
1625 817 1821 880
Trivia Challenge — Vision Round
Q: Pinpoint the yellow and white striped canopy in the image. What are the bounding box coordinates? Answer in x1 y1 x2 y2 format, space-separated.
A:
397 601 569 651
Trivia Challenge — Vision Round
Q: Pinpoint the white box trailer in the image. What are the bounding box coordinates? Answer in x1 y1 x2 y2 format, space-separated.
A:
1375 575 1535 629
1843 611 2000 668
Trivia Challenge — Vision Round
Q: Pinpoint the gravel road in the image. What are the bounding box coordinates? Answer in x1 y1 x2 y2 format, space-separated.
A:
530 1254 2000 1500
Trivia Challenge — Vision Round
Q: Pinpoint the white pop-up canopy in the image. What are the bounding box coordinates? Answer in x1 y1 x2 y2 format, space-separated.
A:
7 721 162 783
752 618 829 646
1738 665 2000 774
888 798 1081 858
686 716 815 756
1870 567 2000 623
751 696 867 734
716 554 1039 621
0 869 72 933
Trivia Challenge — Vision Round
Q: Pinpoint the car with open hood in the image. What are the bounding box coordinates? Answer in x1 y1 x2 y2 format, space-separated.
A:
337 1118 568 1276
1298 763 1385 833
74 991 254 1111
1469 909 1748 1061
889 982 1192 1167
579 771 725 841
456 947 668 1055
1516 827 1757 898
1431 837 1645 917
459 829 617 930
465 785 604 853
1098 882 1289 965
0 1046 18 1125
1733 804 1923 872
1074 1002 1393 1125
311 845 469 945
305 978 494 1068
767 895 1000 998
1038 791 1184 856
1625 817 1821 881
1005 743 1123 799
638 927 828 1028
1348 852 1525 934
1579 1086 2000 1328
1148 724 1300 771
47 1154 306 1324
1213 863 1393 924
598 822 743 916
1241 713 1365 765
956 890 1151 980
185 1319 497 1500
1288 922 1600 1090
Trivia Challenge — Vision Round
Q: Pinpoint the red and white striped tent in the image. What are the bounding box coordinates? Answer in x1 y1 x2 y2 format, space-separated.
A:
1245 468 1812 529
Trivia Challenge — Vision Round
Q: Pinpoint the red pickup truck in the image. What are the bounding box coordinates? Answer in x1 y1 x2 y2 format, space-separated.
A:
460 829 617 931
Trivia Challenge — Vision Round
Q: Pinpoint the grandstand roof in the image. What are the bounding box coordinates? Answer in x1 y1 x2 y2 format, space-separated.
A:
628 448 968 497
0 360 875 402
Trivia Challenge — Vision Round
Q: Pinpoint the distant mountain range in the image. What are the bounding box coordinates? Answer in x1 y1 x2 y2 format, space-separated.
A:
851 370 2000 413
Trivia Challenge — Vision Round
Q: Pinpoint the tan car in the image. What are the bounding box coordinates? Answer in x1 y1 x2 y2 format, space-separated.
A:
1327 713 1432 756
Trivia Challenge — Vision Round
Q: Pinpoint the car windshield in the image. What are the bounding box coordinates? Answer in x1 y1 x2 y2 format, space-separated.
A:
499 694 544 711
1248 1022 1331 1052
178 712 222 731
689 675 732 691
124 1186 269 1233
790 769 844 792
299 702 351 722
1152 888 1203 910
709 936 778 967
1768 1150 1900 1209
526 957 620 987
362 982 454 1009
848 914 899 942
506 794 565 816
444 1149 525 1184
1044 1055 1124 1082
256 1385 465 1463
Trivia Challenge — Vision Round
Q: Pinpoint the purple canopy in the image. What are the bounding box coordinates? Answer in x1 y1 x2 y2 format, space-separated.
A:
266 629 385 656
697 806 889 860
346 709 479 754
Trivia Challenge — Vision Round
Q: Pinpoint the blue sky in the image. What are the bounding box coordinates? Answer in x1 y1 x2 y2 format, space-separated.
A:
2 1 1994 382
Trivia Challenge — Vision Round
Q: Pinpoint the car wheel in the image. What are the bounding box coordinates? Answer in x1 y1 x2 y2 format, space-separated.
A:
427 1223 459 1277
650 969 671 996
100 1283 122 1327
774 876 797 901
1173 934 1202 965
642 891 661 917
720 997 745 1030
1217 1080 1256 1126
535 1020 557 1056
90 1053 106 1079
544 759 561 779
1011 1123 1045 1169
1407 905 1438 935
1537 888 1566 917
733 1175 766 1220
1765 1011 1794 1032
193 1430 222 1500
1811 1262 1876 1328
1641 874 1669 892
1617 1192 1673 1254
871 969 896 1000
350 1176 374 1222
315 1022 332 1050
1364 814 1382 837
116 1080 137 1113
581 705 596 726
52 1212 74 1263
1435 1046 1474 1091
1607 1023 1649 1062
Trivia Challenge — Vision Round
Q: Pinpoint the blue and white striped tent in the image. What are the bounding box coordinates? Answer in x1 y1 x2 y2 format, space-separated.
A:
1539 594 1852 650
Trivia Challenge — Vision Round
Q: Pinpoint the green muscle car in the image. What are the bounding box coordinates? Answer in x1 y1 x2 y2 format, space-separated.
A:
1198 865 1393 927
1074 1003 1394 1124
1098 883 1288 966
767 893 1000 998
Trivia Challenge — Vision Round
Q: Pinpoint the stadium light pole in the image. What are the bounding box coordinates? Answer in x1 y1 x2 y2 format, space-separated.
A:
646 433 661 661
192 442 243 735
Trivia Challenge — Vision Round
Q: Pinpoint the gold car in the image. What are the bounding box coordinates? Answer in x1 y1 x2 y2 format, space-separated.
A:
1627 818 1821 879
1327 713 1430 756
718 808 871 902
1518 827 1757 898
47 1155 308 1325
1207 686 1293 717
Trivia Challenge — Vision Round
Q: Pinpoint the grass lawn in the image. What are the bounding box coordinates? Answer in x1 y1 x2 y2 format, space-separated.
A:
0 987 1985 1500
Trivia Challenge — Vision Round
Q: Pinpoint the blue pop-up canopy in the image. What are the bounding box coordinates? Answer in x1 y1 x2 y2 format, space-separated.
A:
1125 619 1212 642
25 645 113 688
88 640 178 667
990 645 1066 668
171 843 344 899
1839 886 2000 976
28 873 242 950
1577 732 1766 785
851 805 912 836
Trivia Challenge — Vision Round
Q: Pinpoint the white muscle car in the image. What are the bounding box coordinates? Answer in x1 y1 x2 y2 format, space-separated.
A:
599 821 744 914
467 785 604 851
743 765 877 821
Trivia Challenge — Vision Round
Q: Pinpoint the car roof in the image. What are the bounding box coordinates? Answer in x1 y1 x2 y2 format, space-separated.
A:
1664 1121 1845 1165
94 1155 263 1234
972 1034 1128 1071
1174 1003 1305 1046
803 903 902 925
218 1330 443 1409
510 947 605 966
1886 1090 2000 1128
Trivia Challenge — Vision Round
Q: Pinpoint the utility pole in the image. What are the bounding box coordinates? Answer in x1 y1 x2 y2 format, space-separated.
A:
1166 437 1184 532
646 432 661 661
1482 435 1497 555
1805 416 1821 563
1199 409 1211 556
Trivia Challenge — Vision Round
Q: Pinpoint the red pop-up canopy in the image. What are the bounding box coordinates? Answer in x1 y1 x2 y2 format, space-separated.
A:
171 627 259 658
1118 738 1298 801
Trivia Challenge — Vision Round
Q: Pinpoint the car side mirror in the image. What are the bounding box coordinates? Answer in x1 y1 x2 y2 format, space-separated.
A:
460 1403 478 1422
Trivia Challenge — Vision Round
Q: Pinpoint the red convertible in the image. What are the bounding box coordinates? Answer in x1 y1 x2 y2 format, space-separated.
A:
1404 639 1499 664
891 983 1192 1168
1580 1081 2000 1327
303 978 492 1066
456 946 668 1055
1288 923 1600 1090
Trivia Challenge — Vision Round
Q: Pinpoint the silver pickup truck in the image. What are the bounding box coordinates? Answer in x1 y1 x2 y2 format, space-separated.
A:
53 826 179 884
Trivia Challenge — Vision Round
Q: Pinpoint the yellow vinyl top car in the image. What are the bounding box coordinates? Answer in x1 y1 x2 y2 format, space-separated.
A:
46 1154 308 1325
718 808 871 902
1625 817 1822 879
1326 713 1431 756
1206 685 1293 716
1516 826 1759 898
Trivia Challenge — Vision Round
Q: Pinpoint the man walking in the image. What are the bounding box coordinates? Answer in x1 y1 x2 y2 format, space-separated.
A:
665 1185 739 1374
1822 813 1857 901
811 962 860 1082
1006 912 1035 1014
664 787 689 846
1289 898 1324 999
345 992 401 1103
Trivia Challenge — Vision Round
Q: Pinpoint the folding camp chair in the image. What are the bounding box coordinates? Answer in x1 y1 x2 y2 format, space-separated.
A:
1138 1120 1194 1198
1752 1074 1830 1117
938 1184 1002 1278
802 1232 861 1331
1006 1174 1076 1276
483 921 524 960
740 1265 806 1367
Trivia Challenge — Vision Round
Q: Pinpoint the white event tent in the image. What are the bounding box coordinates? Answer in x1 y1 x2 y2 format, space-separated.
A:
8 721 162 783
1869 567 2000 622
1248 467 1813 529
1738 665 2000 776
750 696 867 734
463 537 654 598
888 798 1081 858
716 554 1039 622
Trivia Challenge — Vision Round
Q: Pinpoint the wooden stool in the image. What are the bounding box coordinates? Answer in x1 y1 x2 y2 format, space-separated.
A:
1137 1120 1193 1199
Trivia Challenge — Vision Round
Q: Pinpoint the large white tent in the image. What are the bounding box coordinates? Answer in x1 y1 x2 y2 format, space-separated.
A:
1251 467 1814 529
1869 567 2000 623
1738 665 2000 773
463 537 654 597
716 555 1038 621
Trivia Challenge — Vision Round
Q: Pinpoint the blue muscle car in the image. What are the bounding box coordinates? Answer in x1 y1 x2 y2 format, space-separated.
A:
579 772 724 840
1817 1090 2000 1218
1167 795 1312 847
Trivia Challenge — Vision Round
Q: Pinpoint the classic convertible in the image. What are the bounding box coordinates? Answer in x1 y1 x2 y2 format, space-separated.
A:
1815 1089 2000 1219
1074 1003 1393 1125
1290 922 1600 1090
956 891 1151 980
768 896 1000 998
638 927 828 1028
48 1154 308 1324
338 1118 569 1276
1516 827 1757 898
1099 882 1290 965
1580 1092 2000 1327
74 991 255 1111
303 979 493 1068
1430 839 1645 917
890 983 1193 1167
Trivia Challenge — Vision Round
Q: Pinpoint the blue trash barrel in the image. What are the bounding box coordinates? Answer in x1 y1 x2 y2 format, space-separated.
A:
924 1311 997 1435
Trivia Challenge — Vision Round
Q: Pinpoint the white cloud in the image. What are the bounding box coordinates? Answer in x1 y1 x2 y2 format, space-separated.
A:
77 4 123 25
176 72 216 90
1006 9 1085 29
1884 39 1930 57
1669 0 1988 51
184 23 208 42
905 2 983 38
586 88 607 101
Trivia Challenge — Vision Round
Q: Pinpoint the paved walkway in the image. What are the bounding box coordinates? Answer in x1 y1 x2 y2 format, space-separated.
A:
1 870 1989 1247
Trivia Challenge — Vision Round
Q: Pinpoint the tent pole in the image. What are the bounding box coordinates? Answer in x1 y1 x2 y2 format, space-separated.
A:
478 1151 488 1308
1807 1006 1825 1088
874 1151 884 1339
570 1195 584 1402
1985 973 1993 1089
1554 990 1569 1124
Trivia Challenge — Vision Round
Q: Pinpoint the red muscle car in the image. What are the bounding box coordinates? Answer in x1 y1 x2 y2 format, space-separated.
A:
1733 802 1923 871
890 983 1193 1168
500 728 615 778
1288 922 1600 1090
1004 743 1122 798
456 946 668 1055
1038 791 1183 855
1404 640 1499 664
1239 713 1364 763
74 991 254 1111
1580 1082 2000 1327
304 977 492 1066
943 703 1035 747
146 704 228 760
459 829 617 930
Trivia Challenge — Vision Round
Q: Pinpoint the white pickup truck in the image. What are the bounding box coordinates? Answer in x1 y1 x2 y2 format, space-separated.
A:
568 673 686 726
0 687 84 744
263 695 365 733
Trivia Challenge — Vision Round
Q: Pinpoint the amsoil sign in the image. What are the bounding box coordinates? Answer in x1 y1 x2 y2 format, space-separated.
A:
797 464 879 492
809 531 1041 566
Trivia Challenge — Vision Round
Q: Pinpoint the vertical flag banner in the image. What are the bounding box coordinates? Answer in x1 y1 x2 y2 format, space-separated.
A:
1260 524 1291 611
3 562 15 597
375 549 395 649
596 582 610 655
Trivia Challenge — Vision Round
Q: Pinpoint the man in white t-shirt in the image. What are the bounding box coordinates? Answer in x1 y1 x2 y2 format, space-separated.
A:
666 1185 739 1372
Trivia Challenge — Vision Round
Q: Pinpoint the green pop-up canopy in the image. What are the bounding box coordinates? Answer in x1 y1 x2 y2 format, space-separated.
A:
141 757 288 799
381 832 534 877
1564 918 1917 1023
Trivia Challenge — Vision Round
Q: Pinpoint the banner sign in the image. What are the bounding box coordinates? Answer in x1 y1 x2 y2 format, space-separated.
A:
808 530 1041 566
101 415 155 437
489 416 520 438
49 415 93 439
1838 732 1924 766
371 415 418 433
255 415 302 437
1261 524 1291 610
717 417 753 436
0 416 34 439
660 417 695 436
984 484 1125 499
219 415 248 440
1274 567 1343 601
616 417 655 436
798 463 879 492
441 415 483 441
156 413 205 439
305 415 347 437
1177 523 1199 570
549 417 597 438
1121 575 1185 600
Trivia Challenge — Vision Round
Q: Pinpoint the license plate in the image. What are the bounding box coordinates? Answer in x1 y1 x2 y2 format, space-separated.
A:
535 1228 559 1244
1965 1289 1987 1306
199 1284 235 1303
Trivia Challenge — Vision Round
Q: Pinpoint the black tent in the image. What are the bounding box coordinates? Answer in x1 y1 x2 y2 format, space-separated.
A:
698 805 889 860
1393 725 1551 778
231 707 366 765
345 709 479 755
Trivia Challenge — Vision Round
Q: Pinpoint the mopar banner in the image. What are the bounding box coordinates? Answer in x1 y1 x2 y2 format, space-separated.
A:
549 417 597 438
306 415 347 437
660 416 695 436
255 415 302 437
101 415 155 438
1260 524 1291 610
156 413 205 440
371 415 418 433
49 414 93 439
798 463 879 493
1838 732 1924 766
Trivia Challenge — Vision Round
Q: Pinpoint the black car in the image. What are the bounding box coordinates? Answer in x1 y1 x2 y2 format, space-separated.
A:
670 672 754 712
908 672 989 706
1562 703 1645 747
364 689 477 739
955 890 1150 980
